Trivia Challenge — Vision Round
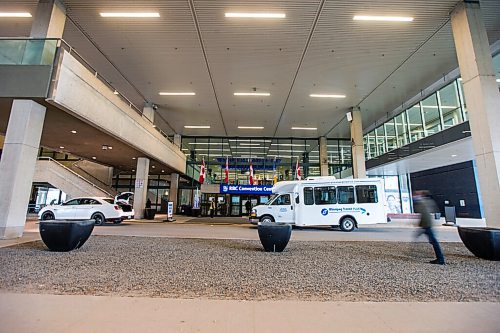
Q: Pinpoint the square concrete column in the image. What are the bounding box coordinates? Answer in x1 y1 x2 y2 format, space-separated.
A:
319 137 329 176
30 0 66 38
170 173 179 214
173 134 182 148
350 107 366 178
142 103 155 123
451 1 500 227
133 157 150 219
0 100 46 239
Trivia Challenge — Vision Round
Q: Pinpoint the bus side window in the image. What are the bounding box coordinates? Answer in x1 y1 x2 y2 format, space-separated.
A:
304 187 314 205
314 186 337 205
337 186 355 204
356 185 378 203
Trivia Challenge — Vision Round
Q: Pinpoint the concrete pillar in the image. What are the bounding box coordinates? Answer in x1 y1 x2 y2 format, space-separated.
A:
133 157 150 219
319 137 328 176
30 0 66 38
0 100 46 239
173 134 182 148
170 173 180 214
451 1 500 227
350 107 366 178
143 103 155 123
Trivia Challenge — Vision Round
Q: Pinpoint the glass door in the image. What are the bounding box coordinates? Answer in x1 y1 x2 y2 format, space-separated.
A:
230 195 241 216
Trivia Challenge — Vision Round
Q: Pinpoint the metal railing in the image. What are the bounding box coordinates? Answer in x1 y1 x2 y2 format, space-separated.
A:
38 157 114 197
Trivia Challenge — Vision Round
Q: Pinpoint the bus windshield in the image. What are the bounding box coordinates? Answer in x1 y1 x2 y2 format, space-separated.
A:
266 194 279 205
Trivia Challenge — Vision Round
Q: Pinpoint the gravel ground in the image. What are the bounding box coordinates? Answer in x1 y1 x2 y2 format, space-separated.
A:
0 236 498 302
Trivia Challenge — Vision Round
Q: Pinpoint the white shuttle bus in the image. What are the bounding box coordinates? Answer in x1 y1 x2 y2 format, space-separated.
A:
250 177 388 231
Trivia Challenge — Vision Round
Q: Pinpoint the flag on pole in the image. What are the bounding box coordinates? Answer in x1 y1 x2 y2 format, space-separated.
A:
296 158 301 180
273 157 278 184
198 158 206 183
224 156 229 184
249 160 254 185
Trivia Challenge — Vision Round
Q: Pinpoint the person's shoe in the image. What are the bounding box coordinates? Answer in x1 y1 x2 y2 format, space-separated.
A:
429 259 446 265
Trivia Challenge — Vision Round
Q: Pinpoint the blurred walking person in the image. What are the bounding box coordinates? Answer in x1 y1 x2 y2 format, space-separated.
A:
209 199 216 218
413 190 446 265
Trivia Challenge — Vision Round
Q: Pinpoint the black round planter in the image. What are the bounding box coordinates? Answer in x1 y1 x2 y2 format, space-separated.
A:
257 222 292 252
39 220 95 252
144 208 156 220
458 226 500 261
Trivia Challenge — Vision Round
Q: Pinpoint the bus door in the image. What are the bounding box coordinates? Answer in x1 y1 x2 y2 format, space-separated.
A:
270 193 295 223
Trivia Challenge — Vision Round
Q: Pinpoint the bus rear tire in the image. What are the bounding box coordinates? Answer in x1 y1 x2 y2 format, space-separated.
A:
260 215 274 223
340 217 356 232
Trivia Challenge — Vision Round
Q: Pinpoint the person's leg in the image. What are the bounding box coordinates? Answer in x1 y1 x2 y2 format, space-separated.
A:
424 228 445 264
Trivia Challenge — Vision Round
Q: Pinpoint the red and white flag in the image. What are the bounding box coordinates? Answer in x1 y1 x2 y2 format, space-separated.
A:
296 159 301 180
249 160 254 185
224 157 229 184
198 158 206 184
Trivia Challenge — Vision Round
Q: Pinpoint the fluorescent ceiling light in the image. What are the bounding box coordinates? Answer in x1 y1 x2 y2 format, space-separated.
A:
188 142 228 145
234 92 270 96
100 12 160 18
234 152 266 155
238 126 264 129
225 13 285 18
0 12 32 17
70 130 77 134
194 148 224 151
271 143 310 147
310 94 346 98
159 92 196 96
291 127 317 130
184 125 210 129
353 15 413 22
228 139 271 142
238 143 261 146
113 90 119 95
232 146 268 150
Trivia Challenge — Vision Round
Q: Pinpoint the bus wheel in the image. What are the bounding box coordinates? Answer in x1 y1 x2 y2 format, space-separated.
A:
340 217 355 232
260 215 274 223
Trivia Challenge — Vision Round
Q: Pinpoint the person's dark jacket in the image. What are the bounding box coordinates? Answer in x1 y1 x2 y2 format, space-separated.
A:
413 197 438 228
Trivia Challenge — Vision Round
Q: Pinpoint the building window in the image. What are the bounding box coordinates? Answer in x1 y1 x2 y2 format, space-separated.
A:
421 94 442 136
408 103 425 142
438 82 463 129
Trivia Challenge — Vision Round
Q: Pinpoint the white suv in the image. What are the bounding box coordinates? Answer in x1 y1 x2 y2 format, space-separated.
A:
38 197 123 225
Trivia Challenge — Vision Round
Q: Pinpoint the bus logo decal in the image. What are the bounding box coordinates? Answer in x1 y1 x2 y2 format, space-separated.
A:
321 208 328 216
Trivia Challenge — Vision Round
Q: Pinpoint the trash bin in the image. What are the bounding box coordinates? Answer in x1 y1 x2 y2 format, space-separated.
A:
444 206 456 225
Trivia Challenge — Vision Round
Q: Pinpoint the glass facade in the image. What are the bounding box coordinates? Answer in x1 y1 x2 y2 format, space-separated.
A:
181 137 352 185
113 174 170 212
364 78 468 160
364 52 500 161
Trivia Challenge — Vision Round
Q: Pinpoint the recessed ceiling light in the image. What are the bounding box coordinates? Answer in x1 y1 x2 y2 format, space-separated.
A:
159 92 196 96
161 170 165 173
132 169 135 172
353 15 413 22
451 154 457 157
310 94 346 98
113 90 119 95
108 146 113 150
59 146 65 149
132 157 136 160
238 126 264 129
234 92 270 96
0 12 32 17
291 127 317 130
152 165 155 168
184 125 210 129
225 13 285 19
70 130 77 134
92 156 97 160
100 12 160 18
